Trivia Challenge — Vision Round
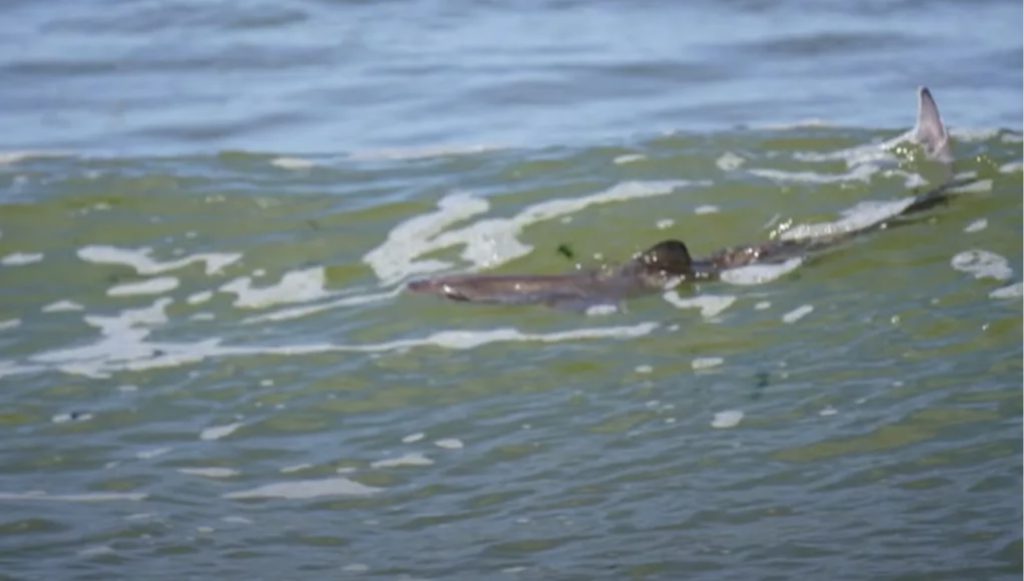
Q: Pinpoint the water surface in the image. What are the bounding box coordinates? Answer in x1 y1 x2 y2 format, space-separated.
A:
0 1 1021 579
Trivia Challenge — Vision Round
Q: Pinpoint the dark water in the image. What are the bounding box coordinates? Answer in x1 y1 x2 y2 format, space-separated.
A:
0 1 1021 579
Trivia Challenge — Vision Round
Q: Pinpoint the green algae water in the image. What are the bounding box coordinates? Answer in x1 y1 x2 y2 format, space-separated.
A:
0 1 1021 579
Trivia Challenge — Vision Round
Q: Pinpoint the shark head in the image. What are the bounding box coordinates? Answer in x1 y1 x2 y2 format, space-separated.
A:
634 239 693 277
913 86 954 164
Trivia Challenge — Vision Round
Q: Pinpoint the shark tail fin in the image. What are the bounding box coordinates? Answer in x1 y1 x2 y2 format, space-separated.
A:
913 86 954 164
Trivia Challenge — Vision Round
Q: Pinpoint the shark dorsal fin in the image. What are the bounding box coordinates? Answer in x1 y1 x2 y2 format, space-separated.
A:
913 86 953 164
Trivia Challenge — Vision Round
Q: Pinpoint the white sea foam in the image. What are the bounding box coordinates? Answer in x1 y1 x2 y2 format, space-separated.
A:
662 293 736 318
749 163 878 184
1 252 43 266
711 410 744 429
224 477 381 500
52 411 93 423
108 276 179 297
363 192 490 284
782 304 814 323
364 180 702 285
78 245 240 276
370 453 434 468
401 432 425 444
0 491 146 502
963 219 988 233
0 360 44 379
694 205 720 215
187 290 214 305
790 126 931 168
887 169 928 189
42 300 84 313
999 161 1022 173
0 319 21 331
31 298 174 378
200 422 243 441
990 282 1023 299
584 304 619 316
280 464 313 474
349 143 499 161
28 319 658 378
716 152 744 171
720 258 803 285
0 150 70 165
78 545 116 558
243 288 402 324
656 218 674 230
220 267 333 309
613 154 645 165
692 357 724 370
178 467 240 478
779 198 915 241
434 438 464 450
136 447 172 460
947 179 992 194
270 157 315 170
950 128 1000 142
951 250 1013 281
754 301 771 310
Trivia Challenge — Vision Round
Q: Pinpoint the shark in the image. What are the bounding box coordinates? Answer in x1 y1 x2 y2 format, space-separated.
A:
407 87 961 309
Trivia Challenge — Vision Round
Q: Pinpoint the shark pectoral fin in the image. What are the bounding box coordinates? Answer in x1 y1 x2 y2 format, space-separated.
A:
914 86 954 164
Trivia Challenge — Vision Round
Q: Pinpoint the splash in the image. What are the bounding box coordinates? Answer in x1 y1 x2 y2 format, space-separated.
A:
364 180 704 285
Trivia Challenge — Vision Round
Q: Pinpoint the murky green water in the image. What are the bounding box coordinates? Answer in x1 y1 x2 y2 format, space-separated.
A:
1 128 1020 579
1 0 1022 579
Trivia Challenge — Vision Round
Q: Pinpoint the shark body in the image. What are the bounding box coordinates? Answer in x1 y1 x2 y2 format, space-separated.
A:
407 87 959 309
